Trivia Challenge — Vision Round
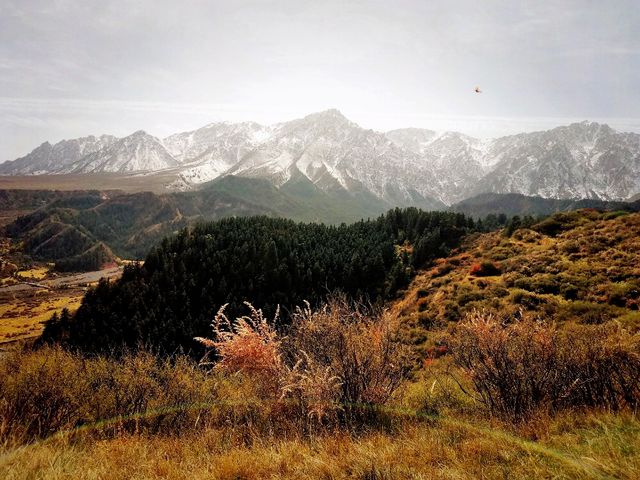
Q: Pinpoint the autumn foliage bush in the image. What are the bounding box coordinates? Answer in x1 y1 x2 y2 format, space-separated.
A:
195 302 283 394
196 297 412 426
448 311 640 420
469 260 501 277
285 298 412 423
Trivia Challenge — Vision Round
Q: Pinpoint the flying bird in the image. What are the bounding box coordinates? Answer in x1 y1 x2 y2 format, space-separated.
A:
475 86 482 93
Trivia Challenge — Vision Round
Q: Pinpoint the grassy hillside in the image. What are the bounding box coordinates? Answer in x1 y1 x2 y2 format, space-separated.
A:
2 406 637 479
394 209 640 355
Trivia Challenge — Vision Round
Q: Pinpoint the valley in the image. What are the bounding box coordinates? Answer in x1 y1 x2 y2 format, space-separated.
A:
0 172 177 193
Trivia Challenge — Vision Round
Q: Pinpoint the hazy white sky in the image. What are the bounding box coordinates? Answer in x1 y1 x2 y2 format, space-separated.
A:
1 0 639 159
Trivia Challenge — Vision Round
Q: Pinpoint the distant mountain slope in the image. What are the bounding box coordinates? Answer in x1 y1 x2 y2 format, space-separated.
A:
385 129 491 204
0 135 117 175
164 121 272 172
472 122 640 201
451 192 640 218
0 189 120 211
3 174 416 269
2 111 640 205
65 131 180 173
5 182 277 266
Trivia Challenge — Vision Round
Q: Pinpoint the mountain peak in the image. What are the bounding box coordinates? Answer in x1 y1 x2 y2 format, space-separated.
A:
129 129 150 138
323 108 345 116
558 121 615 137
574 120 599 127
304 108 349 122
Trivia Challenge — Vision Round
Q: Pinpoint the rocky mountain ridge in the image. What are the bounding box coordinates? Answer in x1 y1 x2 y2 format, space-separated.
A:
2 110 639 205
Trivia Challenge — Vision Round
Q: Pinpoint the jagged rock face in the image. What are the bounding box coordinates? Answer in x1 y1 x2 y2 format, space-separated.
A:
2 112 640 205
226 110 442 206
65 131 180 173
386 130 492 204
387 121 640 203
473 122 640 200
165 122 275 185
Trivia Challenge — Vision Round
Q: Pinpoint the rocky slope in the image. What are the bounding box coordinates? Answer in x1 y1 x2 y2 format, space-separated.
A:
0 135 117 175
66 131 179 173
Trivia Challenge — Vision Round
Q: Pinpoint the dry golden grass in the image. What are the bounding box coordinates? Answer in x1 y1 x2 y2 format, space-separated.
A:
0 291 83 343
1 411 637 479
15 266 49 280
0 326 638 479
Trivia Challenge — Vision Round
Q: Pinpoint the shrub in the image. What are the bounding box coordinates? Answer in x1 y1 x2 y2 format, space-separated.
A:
607 281 640 307
456 290 484 306
509 289 545 309
441 300 461 322
0 347 219 443
416 288 430 298
534 218 565 237
469 261 501 277
196 297 413 426
513 274 560 295
195 302 282 395
448 311 640 421
417 311 436 329
488 285 509 298
617 311 640 333
285 298 412 409
603 210 629 220
561 240 581 254
434 263 453 277
556 301 617 324
559 282 579 300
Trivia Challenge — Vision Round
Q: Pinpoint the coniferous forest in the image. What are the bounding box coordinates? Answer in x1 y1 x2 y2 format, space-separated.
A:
42 208 484 353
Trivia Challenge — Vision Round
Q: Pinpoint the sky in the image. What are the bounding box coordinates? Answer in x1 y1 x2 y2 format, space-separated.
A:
1 0 639 160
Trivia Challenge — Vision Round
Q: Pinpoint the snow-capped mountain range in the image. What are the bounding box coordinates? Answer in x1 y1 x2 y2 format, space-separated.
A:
2 109 640 205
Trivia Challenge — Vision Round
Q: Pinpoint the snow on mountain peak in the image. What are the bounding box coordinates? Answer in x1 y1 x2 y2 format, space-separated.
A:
2 111 640 205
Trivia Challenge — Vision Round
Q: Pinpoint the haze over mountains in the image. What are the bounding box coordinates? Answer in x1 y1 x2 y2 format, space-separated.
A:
2 109 640 206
